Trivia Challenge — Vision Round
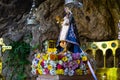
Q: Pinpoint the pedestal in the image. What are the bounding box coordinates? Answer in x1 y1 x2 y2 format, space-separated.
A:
36 74 94 80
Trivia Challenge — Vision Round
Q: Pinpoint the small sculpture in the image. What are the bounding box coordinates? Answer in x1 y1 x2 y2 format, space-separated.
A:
57 7 82 55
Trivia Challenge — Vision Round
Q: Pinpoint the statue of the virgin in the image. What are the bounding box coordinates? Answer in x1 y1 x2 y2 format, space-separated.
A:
57 7 82 54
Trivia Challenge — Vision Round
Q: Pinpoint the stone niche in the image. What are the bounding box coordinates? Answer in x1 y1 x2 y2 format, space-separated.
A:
36 74 94 80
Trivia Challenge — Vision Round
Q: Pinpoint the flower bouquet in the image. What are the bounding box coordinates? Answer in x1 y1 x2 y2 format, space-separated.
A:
31 52 88 76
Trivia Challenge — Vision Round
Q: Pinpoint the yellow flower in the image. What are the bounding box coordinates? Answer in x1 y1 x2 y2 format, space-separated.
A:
42 54 48 60
75 69 82 75
82 56 87 61
62 57 68 62
48 65 52 70
76 60 80 64
36 54 41 58
39 59 43 64
37 59 43 67
56 69 64 75
37 60 42 68
37 69 43 74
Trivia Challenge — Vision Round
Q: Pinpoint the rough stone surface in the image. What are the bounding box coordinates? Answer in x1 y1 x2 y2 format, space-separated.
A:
0 0 120 43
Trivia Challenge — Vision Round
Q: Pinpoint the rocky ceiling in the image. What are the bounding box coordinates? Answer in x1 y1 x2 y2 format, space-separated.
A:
0 0 120 44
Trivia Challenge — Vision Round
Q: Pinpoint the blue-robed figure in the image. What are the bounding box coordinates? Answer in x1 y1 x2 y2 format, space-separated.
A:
56 7 98 80
57 7 82 54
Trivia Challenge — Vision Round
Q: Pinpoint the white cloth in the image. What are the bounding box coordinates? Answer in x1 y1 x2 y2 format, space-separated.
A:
59 16 70 41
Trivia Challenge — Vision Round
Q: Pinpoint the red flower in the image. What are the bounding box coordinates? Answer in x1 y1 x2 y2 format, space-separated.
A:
50 54 57 60
40 60 44 67
45 68 49 74
36 69 39 74
58 54 64 60
57 64 63 69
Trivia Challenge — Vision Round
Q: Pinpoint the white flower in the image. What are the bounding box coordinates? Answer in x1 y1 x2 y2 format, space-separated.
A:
32 59 38 67
83 70 87 75
43 69 46 75
44 60 49 68
80 64 86 70
31 69 37 75
64 68 69 75
44 64 48 68
50 61 56 67
68 70 74 76
44 60 49 64
80 52 86 58
34 54 37 57
58 60 63 65
65 68 68 72
50 69 56 75
66 53 71 57
67 51 72 54
68 56 72 61
66 53 72 61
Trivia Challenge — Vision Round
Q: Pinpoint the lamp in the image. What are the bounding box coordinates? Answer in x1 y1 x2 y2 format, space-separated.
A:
65 0 83 8
27 0 37 25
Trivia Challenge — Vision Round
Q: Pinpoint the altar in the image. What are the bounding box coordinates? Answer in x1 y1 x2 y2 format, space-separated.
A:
31 1 97 80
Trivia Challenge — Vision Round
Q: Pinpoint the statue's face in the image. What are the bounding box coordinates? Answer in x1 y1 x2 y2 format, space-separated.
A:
60 41 67 48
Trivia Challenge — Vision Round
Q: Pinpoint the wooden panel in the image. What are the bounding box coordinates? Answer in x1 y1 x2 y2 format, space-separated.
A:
36 74 94 80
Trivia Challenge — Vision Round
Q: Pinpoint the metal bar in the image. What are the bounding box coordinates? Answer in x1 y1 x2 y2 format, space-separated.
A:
103 50 106 68
87 61 97 80
0 46 2 74
0 46 1 57
104 55 106 68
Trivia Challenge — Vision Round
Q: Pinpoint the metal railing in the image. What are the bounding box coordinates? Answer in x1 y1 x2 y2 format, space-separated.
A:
0 38 12 80
81 39 120 80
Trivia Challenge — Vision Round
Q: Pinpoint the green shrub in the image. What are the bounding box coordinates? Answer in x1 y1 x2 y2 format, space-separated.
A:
5 41 31 80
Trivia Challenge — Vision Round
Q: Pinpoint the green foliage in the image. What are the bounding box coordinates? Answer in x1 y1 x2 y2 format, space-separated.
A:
16 73 27 80
5 41 31 80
